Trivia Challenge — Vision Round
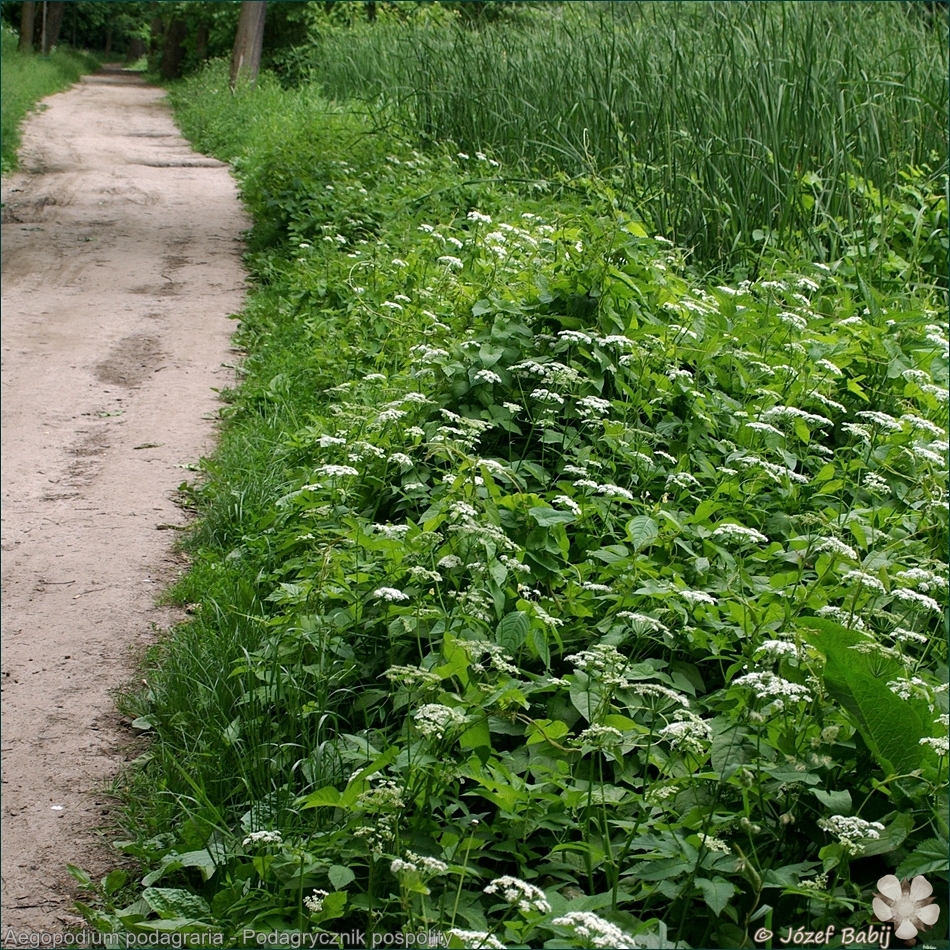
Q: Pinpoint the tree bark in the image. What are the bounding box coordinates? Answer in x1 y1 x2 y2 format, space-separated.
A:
195 23 209 62
18 1 35 53
159 18 188 80
229 1 267 89
43 1 66 53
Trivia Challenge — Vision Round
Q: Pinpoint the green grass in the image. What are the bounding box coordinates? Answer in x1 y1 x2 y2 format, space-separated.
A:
0 25 99 173
290 1 948 278
72 57 950 948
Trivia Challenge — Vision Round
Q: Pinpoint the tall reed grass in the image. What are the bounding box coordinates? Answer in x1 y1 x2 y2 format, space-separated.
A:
293 1 948 272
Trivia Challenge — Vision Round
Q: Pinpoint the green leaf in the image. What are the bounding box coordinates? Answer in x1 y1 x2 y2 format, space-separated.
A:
328 864 356 890
626 515 659 552
798 618 929 776
810 789 852 815
175 850 218 882
298 786 341 809
896 837 950 879
858 813 913 858
528 506 577 526
695 877 737 916
496 610 530 653
460 716 491 754
141 888 211 921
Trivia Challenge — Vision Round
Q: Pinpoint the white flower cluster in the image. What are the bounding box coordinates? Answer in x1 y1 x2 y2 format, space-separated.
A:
658 716 712 754
920 736 949 755
483 876 551 914
242 830 282 847
814 538 858 561
390 851 449 876
552 912 637 949
413 703 467 737
460 640 518 675
374 587 410 602
445 931 505 950
818 815 885 841
895 568 948 592
732 671 812 713
566 644 634 689
304 889 329 915
711 523 768 545
690 833 731 857
574 724 625 749
315 464 360 478
382 664 442 689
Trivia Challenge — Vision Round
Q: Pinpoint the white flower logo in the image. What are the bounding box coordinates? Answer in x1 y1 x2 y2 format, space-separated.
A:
872 874 940 941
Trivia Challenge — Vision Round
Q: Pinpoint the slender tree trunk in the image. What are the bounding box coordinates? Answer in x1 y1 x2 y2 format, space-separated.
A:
104 27 113 58
230 1 267 89
148 3 163 73
366 2 377 22
44 2 66 52
196 23 209 61
18 1 35 53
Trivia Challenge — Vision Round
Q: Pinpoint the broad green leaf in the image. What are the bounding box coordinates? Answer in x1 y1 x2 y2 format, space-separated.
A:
896 837 950 879
141 888 211 921
496 610 530 652
626 515 658 552
459 716 491 753
810 789 852 815
529 506 577 526
857 813 913 857
798 618 929 776
526 718 570 746
695 877 737 916
298 786 341 809
328 865 356 890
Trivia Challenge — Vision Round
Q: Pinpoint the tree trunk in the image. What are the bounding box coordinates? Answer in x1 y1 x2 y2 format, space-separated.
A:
43 1 65 53
159 17 188 80
229 1 267 89
366 2 377 22
148 3 163 72
18 1 35 53
196 23 209 61
104 27 113 58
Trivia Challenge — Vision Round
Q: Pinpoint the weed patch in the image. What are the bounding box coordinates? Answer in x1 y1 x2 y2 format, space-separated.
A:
81 52 950 950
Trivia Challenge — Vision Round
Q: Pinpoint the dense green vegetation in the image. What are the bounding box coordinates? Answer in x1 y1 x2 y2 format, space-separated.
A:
52 3 948 948
290 1 948 278
0 24 98 172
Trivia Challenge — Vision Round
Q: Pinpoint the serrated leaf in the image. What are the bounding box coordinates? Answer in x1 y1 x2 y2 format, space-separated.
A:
896 837 950 879
626 515 658 552
328 864 356 890
695 877 737 916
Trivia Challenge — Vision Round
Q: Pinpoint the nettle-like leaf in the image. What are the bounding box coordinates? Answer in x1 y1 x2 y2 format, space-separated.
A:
798 617 930 776
896 837 950 879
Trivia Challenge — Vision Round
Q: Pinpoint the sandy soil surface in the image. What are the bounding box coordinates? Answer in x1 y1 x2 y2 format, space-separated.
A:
1 67 247 936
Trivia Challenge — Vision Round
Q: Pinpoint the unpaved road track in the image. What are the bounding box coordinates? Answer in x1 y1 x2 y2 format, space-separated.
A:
1 67 247 934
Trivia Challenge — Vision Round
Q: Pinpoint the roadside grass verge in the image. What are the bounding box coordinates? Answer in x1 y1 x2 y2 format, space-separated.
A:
79 57 949 950
0 25 99 174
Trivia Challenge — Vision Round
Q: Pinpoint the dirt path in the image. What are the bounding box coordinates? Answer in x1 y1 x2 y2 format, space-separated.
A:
1 67 247 935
